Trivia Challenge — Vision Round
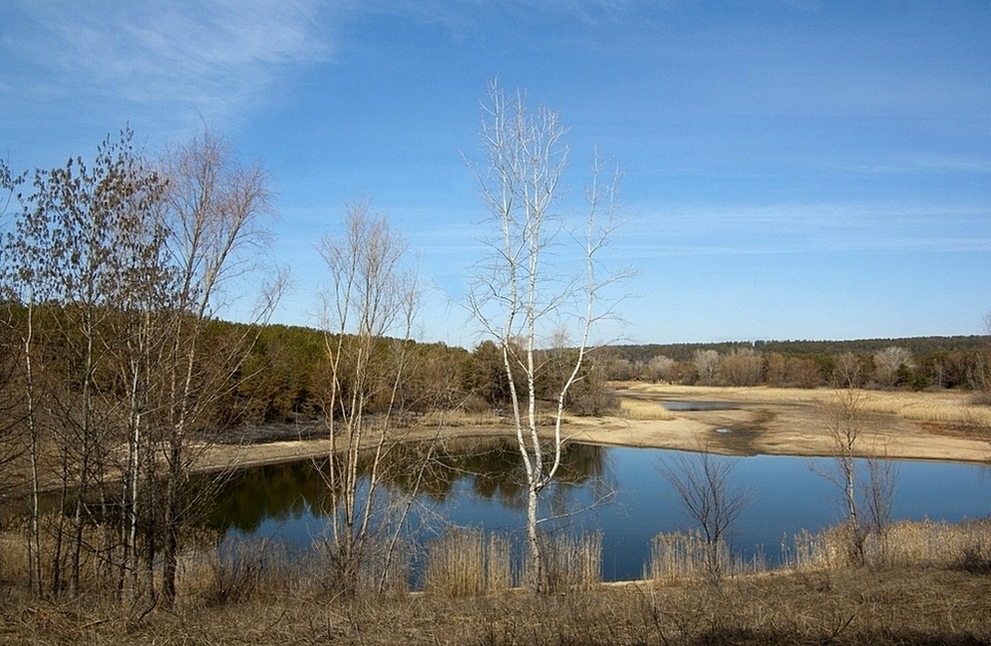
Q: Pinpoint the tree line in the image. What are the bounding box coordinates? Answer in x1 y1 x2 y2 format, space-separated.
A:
602 340 989 390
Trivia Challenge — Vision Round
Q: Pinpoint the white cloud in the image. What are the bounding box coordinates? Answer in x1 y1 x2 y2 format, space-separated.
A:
4 0 332 126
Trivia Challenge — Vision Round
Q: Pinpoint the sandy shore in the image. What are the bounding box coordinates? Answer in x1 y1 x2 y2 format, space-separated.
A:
195 384 991 472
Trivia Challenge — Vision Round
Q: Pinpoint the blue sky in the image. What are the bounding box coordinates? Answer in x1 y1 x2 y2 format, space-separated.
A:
1 1 989 347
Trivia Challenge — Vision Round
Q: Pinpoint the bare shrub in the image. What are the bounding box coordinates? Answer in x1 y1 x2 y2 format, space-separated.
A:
312 533 412 599
202 538 294 606
661 448 754 583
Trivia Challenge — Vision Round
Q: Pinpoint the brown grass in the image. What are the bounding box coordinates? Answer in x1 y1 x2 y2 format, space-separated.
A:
2 561 989 645
617 397 675 421
623 382 991 428
4 519 989 644
424 529 512 596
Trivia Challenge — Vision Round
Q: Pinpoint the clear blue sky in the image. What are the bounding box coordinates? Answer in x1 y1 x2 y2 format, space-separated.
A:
2 1 988 347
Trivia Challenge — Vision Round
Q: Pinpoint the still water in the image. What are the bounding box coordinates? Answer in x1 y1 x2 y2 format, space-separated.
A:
209 441 991 582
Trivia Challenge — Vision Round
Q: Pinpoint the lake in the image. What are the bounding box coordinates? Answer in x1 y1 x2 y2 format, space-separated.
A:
208 440 991 582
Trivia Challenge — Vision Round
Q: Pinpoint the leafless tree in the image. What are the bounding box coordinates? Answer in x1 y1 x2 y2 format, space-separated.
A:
0 130 184 599
316 202 422 596
154 129 282 606
833 351 863 389
661 446 754 583
693 349 720 385
0 130 280 604
647 355 677 383
466 81 624 592
718 347 762 386
815 385 897 566
873 346 914 388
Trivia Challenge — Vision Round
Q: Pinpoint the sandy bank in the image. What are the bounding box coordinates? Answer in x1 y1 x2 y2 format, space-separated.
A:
195 385 991 473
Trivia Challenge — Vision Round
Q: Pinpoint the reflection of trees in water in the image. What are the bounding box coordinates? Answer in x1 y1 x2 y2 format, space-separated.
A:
206 461 330 533
208 440 607 533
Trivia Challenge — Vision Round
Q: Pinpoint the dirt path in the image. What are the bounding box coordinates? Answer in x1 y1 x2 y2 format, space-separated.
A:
196 385 991 473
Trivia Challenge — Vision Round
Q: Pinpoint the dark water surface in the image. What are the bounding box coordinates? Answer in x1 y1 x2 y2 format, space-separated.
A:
209 441 991 582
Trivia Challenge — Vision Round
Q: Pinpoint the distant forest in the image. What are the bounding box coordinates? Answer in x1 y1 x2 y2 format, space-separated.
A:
218 322 990 427
608 336 990 364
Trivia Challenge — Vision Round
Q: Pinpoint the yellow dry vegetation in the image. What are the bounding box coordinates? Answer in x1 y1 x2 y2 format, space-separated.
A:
618 382 991 428
617 398 675 421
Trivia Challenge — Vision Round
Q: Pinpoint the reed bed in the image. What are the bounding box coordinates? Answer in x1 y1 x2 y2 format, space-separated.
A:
780 518 991 572
539 530 603 591
411 408 502 428
617 398 675 421
646 530 764 581
3 519 991 645
880 518 991 568
424 529 603 596
423 529 512 597
857 392 991 427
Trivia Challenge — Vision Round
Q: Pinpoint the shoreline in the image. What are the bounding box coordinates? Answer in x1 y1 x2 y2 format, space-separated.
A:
195 384 991 473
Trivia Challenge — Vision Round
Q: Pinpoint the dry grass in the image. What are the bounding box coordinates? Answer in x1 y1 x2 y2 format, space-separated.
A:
617 397 675 421
3 563 989 645
411 408 503 428
540 531 603 591
424 529 603 597
621 382 991 428
424 529 512 597
646 530 762 582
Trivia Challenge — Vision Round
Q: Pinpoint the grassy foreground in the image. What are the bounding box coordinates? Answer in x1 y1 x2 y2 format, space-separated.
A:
2 566 989 645
3 519 991 645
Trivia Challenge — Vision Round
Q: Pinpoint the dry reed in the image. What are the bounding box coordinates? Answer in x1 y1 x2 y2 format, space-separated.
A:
540 531 603 591
646 530 762 581
617 398 675 421
412 408 502 428
424 529 512 597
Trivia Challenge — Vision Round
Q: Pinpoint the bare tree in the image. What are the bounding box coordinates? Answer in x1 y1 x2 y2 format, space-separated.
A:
154 130 281 606
0 159 41 593
0 130 279 604
693 349 720 385
718 347 762 386
661 446 753 583
815 385 897 566
0 130 183 599
316 202 421 596
646 355 677 383
466 81 624 593
833 351 863 389
873 346 914 388
819 387 867 562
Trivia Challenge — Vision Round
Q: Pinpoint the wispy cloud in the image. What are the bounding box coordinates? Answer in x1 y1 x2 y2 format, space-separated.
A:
624 201 991 257
3 0 332 132
847 156 991 176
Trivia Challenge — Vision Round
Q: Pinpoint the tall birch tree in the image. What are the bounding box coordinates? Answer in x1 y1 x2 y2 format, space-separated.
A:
467 81 623 592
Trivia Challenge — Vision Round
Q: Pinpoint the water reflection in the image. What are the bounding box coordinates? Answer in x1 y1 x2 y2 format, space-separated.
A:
208 439 607 534
208 443 991 581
